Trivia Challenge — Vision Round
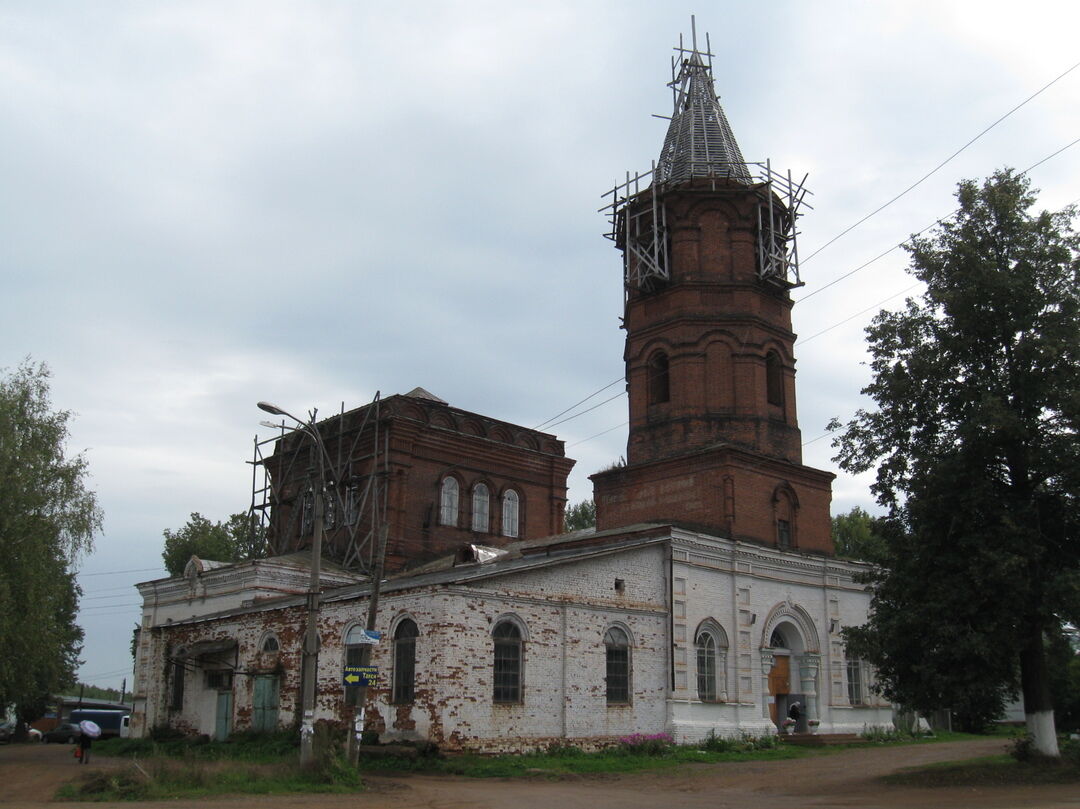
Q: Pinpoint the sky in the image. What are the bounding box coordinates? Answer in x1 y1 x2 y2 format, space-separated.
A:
1 1 1078 691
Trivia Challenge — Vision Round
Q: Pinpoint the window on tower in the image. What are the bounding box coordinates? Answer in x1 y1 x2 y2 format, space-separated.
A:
648 352 670 404
766 352 784 407
777 519 792 550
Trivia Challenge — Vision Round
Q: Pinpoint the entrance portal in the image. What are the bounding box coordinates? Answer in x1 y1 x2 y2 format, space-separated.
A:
767 654 790 726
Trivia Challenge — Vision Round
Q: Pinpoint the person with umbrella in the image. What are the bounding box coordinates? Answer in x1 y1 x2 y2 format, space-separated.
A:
77 720 100 764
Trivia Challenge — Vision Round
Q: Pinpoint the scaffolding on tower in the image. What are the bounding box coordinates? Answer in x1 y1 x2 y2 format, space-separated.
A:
248 392 389 575
600 22 811 295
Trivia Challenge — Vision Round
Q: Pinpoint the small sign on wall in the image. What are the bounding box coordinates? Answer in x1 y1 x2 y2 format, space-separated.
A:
343 666 377 687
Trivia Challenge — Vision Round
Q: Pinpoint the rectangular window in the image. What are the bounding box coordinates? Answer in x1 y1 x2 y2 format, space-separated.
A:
847 659 865 706
205 670 233 690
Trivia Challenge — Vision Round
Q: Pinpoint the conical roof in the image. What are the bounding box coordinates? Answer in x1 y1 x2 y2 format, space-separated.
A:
655 52 751 185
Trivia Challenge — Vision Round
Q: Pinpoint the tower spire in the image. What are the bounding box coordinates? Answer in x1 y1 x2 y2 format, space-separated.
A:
655 35 751 185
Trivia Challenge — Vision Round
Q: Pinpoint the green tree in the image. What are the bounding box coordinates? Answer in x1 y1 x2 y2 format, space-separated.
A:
564 500 597 532
833 170 1080 755
224 510 268 562
830 506 887 563
161 511 267 576
0 360 102 726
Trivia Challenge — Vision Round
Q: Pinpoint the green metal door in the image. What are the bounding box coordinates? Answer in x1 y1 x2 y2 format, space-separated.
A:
252 675 279 733
214 690 232 741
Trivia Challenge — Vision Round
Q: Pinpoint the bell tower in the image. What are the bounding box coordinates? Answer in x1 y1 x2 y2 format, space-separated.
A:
592 25 836 555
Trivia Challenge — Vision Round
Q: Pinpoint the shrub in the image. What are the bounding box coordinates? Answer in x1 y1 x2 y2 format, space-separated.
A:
700 731 781 752
617 733 673 755
1008 733 1038 762
148 724 186 742
861 724 911 743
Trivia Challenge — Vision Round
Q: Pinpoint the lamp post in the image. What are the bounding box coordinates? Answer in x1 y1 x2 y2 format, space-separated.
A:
257 401 330 767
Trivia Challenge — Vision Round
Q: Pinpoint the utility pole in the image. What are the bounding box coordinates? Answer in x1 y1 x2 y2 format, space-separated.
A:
349 522 388 764
258 401 330 768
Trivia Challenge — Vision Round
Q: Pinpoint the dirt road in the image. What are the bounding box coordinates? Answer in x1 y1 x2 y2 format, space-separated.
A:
2 737 1078 809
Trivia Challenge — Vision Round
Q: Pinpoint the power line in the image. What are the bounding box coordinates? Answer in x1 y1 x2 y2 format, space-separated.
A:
533 377 623 431
544 391 626 431
798 134 1080 304
801 58 1080 265
567 421 629 448
79 567 166 578
799 283 923 345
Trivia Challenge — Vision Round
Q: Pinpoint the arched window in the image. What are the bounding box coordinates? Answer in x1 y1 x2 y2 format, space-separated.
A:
604 626 631 704
695 624 728 702
440 477 459 526
492 620 523 703
501 490 520 538
648 352 670 404
766 351 784 407
770 628 788 649
261 634 280 653
392 619 418 704
472 483 490 533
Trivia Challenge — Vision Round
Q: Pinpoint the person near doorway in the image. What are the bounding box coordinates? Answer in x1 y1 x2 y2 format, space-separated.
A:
787 701 802 723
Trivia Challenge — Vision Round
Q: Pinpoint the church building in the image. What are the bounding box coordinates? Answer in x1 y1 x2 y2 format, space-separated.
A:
130 28 891 750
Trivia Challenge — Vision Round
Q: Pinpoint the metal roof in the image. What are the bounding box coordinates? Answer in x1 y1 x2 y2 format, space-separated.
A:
655 50 751 186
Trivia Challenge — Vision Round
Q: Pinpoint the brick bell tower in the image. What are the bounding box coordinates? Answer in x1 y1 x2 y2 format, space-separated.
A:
591 27 836 555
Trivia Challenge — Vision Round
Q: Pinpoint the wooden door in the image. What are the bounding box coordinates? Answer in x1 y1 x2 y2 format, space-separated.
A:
214 691 232 741
767 655 790 725
253 675 279 733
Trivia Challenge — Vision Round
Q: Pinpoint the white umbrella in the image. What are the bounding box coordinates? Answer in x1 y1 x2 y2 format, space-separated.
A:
78 720 101 739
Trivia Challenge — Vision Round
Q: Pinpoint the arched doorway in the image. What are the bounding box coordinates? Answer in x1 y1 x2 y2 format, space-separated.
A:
765 622 807 730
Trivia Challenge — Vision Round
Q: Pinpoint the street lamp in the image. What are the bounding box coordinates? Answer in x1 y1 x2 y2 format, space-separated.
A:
257 400 328 767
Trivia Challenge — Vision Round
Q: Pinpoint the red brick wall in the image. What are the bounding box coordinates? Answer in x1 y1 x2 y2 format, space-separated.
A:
596 179 836 555
263 395 574 573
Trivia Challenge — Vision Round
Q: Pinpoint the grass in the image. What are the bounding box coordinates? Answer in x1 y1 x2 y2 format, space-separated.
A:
880 732 1080 788
61 726 1028 800
58 731 362 801
56 759 363 801
883 754 1080 788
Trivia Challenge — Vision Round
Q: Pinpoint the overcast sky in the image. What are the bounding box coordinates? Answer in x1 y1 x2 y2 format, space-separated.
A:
2 1 1077 690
